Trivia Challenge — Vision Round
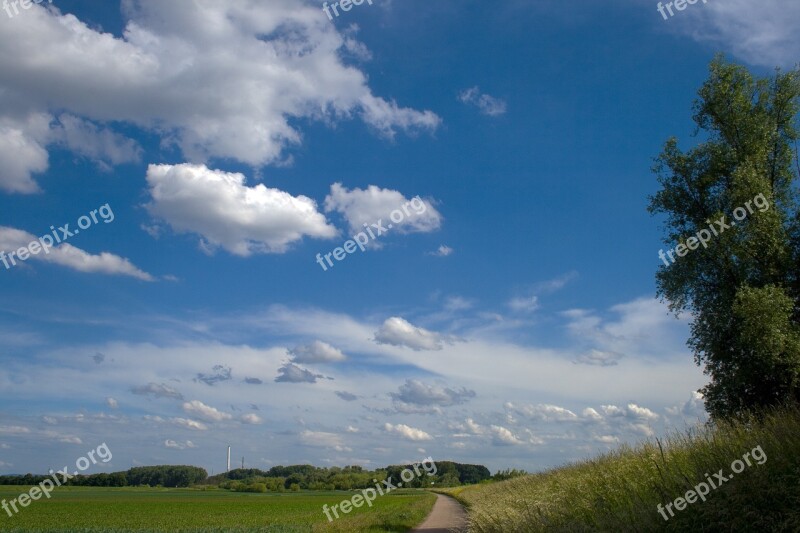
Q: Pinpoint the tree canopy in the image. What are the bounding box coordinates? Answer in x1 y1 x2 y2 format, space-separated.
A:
649 55 800 419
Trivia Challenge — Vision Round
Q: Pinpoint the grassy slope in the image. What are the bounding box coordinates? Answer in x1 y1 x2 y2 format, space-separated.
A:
0 487 436 532
444 406 800 532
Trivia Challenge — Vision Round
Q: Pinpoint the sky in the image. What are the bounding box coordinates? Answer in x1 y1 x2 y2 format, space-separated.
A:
0 0 798 476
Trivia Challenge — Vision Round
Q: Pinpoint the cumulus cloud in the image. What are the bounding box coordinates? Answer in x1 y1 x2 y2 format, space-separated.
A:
51 114 142 169
106 397 118 409
666 391 707 419
289 340 346 364
244 377 263 385
0 114 50 193
299 430 350 452
374 317 448 351
131 382 183 400
145 164 337 256
505 402 579 422
384 423 432 441
275 363 325 384
324 183 442 237
490 425 523 446
195 365 232 386
391 380 475 407
240 413 263 425
182 400 232 422
458 87 507 116
0 1 440 192
0 227 154 281
171 417 208 431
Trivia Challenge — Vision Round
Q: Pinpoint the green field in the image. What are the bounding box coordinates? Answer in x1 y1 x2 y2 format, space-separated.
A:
0 487 436 532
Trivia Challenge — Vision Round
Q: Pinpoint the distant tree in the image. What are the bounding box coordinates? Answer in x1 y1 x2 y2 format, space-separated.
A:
493 469 528 481
649 56 800 419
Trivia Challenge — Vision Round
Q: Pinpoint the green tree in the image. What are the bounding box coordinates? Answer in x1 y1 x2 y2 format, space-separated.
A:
649 56 800 419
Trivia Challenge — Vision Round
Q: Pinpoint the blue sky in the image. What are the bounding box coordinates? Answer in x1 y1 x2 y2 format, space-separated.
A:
0 0 797 475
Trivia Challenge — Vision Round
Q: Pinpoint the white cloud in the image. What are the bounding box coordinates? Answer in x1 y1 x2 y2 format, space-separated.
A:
170 417 208 431
240 413 263 425
490 425 523 446
299 430 351 452
106 397 118 409
430 245 453 257
0 114 50 193
324 183 442 237
508 295 539 313
594 435 619 444
0 1 440 192
275 363 325 384
599 403 659 422
666 391 707 419
465 418 483 435
505 402 578 422
131 382 183 400
145 164 337 256
165 439 197 450
0 426 31 435
289 340 346 364
51 114 141 168
391 379 475 407
182 400 232 422
458 87 507 116
582 407 603 421
679 0 800 68
384 423 432 441
0 226 154 281
374 317 448 351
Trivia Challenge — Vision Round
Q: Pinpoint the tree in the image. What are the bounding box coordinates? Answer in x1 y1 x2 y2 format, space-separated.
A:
649 55 800 419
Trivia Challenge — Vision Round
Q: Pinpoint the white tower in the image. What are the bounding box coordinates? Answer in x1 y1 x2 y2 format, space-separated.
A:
227 446 231 472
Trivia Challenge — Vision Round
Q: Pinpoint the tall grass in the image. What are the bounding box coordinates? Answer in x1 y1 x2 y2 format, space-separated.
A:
449 405 800 532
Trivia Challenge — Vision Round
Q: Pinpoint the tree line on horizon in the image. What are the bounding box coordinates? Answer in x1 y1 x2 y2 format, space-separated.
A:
0 461 493 490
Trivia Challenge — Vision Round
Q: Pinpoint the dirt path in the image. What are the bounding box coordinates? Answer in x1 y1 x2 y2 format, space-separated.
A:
411 493 469 532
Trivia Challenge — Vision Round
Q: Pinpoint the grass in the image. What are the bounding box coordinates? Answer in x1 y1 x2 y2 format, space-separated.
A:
0 486 436 532
442 404 800 532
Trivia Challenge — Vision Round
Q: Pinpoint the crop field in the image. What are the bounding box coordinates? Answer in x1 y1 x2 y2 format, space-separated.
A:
0 487 436 532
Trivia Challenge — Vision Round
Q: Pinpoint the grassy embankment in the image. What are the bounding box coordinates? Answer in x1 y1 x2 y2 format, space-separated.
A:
0 487 435 532
440 405 800 532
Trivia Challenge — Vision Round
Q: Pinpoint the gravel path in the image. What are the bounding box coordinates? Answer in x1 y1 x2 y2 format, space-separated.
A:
411 493 469 532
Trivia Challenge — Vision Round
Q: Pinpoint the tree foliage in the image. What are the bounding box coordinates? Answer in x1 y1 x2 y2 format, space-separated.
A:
649 56 800 419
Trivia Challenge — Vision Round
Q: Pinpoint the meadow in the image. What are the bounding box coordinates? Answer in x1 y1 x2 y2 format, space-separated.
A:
439 405 800 532
0 487 436 532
